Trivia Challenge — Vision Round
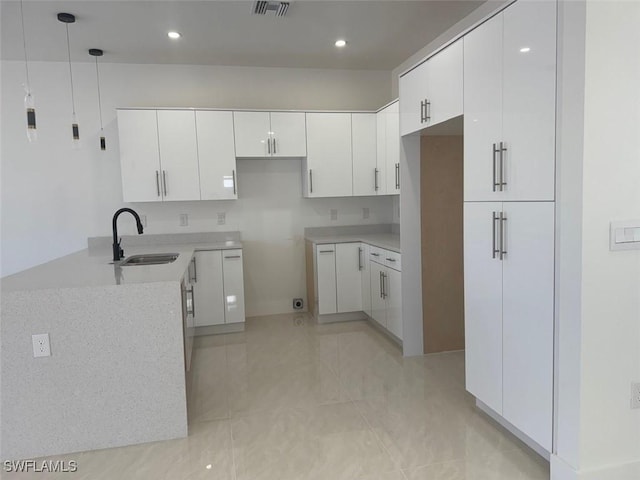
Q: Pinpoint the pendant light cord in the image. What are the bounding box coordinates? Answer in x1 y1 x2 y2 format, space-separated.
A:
65 23 76 115
19 0 31 87
94 57 104 130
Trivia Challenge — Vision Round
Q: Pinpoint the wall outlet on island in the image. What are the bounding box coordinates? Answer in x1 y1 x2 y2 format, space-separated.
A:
32 333 51 358
632 383 640 409
179 214 189 227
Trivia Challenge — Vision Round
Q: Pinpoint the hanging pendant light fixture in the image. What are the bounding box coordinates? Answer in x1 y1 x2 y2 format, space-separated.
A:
19 0 36 142
89 48 106 151
57 12 80 146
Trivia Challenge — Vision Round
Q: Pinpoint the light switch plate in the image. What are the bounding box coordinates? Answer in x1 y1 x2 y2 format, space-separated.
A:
32 333 51 358
610 220 640 251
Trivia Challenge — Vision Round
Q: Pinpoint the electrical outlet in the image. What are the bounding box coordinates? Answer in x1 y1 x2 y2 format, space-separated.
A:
363 207 370 220
32 333 51 358
330 209 338 221
217 212 226 225
179 214 189 227
631 383 640 409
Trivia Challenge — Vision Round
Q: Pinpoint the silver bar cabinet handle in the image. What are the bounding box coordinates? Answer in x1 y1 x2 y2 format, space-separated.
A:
425 99 431 122
500 142 507 191
156 171 161 197
224 255 241 259
162 170 167 196
232 170 237 195
309 169 313 194
267 137 271 155
191 257 197 282
272 138 277 155
374 168 379 191
358 247 363 271
492 143 500 192
319 250 334 254
500 212 507 260
492 212 500 259
420 100 425 123
188 286 196 317
382 272 387 299
395 163 400 189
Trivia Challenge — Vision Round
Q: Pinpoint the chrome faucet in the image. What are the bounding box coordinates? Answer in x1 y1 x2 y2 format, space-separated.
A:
112 208 144 261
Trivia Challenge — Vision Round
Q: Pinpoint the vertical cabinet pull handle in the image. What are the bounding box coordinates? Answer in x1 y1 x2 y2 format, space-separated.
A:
499 142 507 191
191 257 197 283
425 99 431 122
162 170 168 196
232 170 237 195
272 138 277 155
500 212 507 260
492 212 500 259
267 137 271 155
395 163 400 190
374 168 379 191
420 100 425 123
358 247 363 271
492 143 500 192
309 169 313 194
156 170 161 197
188 286 196 317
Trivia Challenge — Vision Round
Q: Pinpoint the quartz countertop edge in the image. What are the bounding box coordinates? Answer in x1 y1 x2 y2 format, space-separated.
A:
1 240 243 292
305 233 400 253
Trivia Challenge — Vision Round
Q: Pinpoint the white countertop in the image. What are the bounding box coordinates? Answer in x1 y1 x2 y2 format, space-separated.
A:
305 233 400 253
1 240 242 292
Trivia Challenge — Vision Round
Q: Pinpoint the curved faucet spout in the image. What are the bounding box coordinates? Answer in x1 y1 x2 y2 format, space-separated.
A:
112 208 144 262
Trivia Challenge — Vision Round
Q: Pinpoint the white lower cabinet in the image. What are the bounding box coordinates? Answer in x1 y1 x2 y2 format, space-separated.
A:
360 244 372 317
192 249 246 328
369 253 403 340
464 201 554 450
316 245 337 315
335 243 363 313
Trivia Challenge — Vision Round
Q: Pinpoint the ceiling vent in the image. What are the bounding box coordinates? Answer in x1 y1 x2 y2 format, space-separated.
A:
253 1 290 17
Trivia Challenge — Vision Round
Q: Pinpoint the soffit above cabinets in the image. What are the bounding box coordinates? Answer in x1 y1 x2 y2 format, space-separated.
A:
0 0 486 70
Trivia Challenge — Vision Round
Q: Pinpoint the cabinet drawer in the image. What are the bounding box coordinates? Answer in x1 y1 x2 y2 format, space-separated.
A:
369 246 385 264
383 250 402 271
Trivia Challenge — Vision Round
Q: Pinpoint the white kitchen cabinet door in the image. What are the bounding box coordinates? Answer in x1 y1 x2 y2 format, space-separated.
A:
196 111 238 200
352 114 378 196
305 113 353 197
117 110 162 203
335 243 363 313
502 0 556 202
233 111 270 157
463 14 504 202
375 110 388 195
222 249 246 324
502 202 554 451
193 251 225 327
316 245 337 315
156 110 201 201
385 267 403 340
385 102 400 194
426 39 463 127
360 244 372 317
399 61 429 136
370 261 387 328
270 112 307 157
464 201 504 415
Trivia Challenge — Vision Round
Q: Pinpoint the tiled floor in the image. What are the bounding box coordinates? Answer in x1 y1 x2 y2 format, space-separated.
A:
5 314 549 479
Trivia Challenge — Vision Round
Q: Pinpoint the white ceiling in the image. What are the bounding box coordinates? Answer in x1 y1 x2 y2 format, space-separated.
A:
1 0 486 70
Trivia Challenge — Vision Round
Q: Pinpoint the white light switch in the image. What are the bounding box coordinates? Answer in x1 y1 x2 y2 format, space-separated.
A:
610 220 640 251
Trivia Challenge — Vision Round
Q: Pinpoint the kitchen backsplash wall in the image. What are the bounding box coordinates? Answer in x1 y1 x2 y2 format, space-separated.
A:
1 60 393 315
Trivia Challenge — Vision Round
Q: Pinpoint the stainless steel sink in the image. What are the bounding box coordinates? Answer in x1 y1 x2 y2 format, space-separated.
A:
119 253 179 266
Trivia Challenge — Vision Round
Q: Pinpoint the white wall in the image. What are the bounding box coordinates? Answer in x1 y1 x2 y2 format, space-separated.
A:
0 60 394 316
553 1 640 478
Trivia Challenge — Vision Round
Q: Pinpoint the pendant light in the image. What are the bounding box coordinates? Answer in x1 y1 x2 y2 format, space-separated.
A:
57 12 80 146
89 49 106 150
19 0 36 142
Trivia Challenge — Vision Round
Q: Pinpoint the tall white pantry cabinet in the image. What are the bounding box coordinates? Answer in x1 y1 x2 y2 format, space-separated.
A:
462 0 557 452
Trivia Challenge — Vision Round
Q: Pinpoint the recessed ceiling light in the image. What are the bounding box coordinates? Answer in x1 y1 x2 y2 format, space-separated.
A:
168 31 182 39
519 47 531 53
335 39 347 48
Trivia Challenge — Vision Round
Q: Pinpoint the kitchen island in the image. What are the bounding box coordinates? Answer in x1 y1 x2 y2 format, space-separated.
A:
0 232 241 461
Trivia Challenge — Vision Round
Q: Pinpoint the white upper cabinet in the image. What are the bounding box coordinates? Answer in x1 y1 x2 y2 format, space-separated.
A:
352 113 378 196
376 111 388 195
399 39 463 136
196 111 237 200
118 109 163 203
384 102 400 195
464 0 556 201
233 111 306 158
304 113 353 197
156 110 201 201
269 112 307 157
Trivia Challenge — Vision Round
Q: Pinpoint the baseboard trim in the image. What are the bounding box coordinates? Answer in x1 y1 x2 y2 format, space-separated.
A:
316 311 368 324
475 399 550 461
194 323 245 336
551 455 640 480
